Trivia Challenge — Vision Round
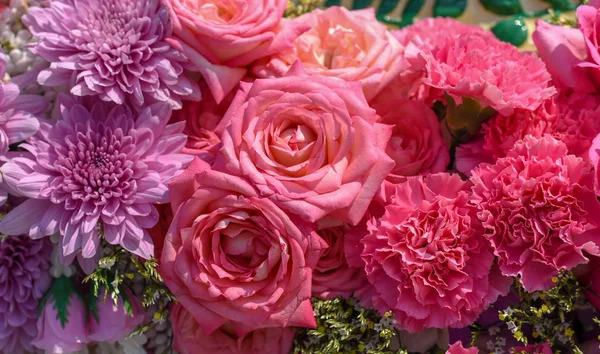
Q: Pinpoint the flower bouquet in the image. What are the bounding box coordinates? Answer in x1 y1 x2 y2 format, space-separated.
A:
1 0 600 353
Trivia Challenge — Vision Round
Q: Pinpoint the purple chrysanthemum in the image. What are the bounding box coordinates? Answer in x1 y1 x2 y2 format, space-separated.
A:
0 94 193 270
23 0 201 109
0 53 46 205
0 235 51 354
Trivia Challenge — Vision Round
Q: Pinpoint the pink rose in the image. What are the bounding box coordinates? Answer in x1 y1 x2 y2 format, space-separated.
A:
471 135 600 292
253 7 402 101
511 342 553 354
359 173 510 332
312 224 368 300
159 158 326 335
32 279 90 353
577 1 600 91
171 304 295 354
370 96 449 181
213 64 395 225
532 20 594 92
446 342 479 354
170 81 236 163
88 287 146 343
164 0 309 102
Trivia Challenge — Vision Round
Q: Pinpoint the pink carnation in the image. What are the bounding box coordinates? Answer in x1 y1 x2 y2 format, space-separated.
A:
253 7 402 101
0 95 192 271
447 342 479 354
511 342 553 354
552 92 600 158
388 18 554 114
386 18 493 103
359 173 510 332
370 96 449 181
312 224 368 300
471 135 600 292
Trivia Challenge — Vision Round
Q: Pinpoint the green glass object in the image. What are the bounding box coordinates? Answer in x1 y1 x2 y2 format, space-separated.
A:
378 0 398 16
324 0 340 7
491 16 529 46
479 0 523 15
434 0 468 18
353 0 372 9
540 0 578 11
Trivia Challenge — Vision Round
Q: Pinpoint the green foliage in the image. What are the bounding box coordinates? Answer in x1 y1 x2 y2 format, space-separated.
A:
293 297 404 354
493 271 587 353
284 0 322 18
39 276 81 329
443 94 497 143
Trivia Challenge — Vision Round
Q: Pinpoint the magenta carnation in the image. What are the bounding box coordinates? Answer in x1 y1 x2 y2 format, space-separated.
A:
0 236 52 354
390 18 555 115
0 95 192 270
23 0 200 109
360 173 510 332
471 135 600 292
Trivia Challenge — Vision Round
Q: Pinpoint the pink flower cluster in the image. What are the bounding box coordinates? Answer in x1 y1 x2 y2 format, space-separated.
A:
2 0 600 352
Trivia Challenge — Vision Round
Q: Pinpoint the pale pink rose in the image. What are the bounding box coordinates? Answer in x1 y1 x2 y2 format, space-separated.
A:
32 285 89 353
171 304 295 354
312 225 368 300
511 342 553 354
359 173 510 332
532 20 595 92
253 7 402 101
388 18 494 103
472 135 600 292
164 0 309 103
213 64 395 225
446 342 479 354
159 158 326 335
370 96 449 181
170 81 237 163
88 287 146 343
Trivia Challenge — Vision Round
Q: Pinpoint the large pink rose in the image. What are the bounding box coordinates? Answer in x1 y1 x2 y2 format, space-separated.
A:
370 95 449 181
171 304 295 354
252 7 402 101
359 173 510 332
165 0 309 102
159 158 326 335
213 64 395 225
311 224 368 300
471 135 600 292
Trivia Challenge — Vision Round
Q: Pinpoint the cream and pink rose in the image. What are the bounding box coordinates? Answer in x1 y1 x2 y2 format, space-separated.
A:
171 304 295 354
159 158 326 335
370 95 449 182
252 7 402 101
213 64 395 225
165 0 309 102
472 135 600 292
359 173 510 332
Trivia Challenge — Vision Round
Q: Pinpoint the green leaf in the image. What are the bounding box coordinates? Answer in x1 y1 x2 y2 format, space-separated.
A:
434 0 467 18
479 0 522 16
443 94 496 142
47 276 78 329
491 16 529 47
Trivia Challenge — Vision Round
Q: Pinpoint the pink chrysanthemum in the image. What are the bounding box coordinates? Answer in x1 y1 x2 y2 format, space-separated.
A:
471 135 600 292
0 94 192 271
360 173 510 332
23 0 200 109
0 235 51 354
0 53 47 205
390 18 555 115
